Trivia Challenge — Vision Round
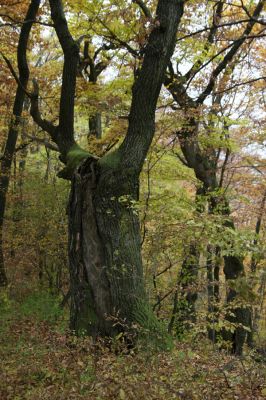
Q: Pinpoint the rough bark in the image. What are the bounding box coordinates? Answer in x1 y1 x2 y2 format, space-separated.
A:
67 0 184 341
0 0 40 286
68 158 148 336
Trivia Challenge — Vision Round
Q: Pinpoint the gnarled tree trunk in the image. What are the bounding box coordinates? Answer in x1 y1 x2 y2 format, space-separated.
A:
68 158 153 337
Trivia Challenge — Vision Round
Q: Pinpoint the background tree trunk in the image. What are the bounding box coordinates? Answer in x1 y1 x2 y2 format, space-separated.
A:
89 113 102 139
209 195 250 354
0 0 40 287
207 245 220 343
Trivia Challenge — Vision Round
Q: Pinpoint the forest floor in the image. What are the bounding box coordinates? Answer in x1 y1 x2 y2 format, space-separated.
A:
0 290 266 400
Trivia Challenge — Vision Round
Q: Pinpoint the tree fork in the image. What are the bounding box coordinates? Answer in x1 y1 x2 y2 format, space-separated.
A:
22 0 185 343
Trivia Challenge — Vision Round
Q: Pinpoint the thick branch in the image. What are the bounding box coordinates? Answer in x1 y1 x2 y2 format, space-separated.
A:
164 71 196 108
119 0 185 172
30 80 57 139
97 18 139 58
49 0 79 155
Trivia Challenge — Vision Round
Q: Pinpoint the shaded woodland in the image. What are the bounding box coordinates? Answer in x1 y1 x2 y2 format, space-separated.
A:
0 0 266 398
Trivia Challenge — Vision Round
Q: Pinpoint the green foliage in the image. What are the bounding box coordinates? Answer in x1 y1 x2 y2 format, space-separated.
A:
228 277 257 302
5 156 69 292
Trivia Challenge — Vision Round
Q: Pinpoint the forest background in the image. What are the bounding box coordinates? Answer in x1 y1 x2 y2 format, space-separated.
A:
0 0 266 398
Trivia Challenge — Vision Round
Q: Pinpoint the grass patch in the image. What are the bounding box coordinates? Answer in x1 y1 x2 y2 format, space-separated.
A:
19 290 63 324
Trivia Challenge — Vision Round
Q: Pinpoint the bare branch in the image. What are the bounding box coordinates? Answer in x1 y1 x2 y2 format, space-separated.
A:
23 132 59 152
240 0 266 26
197 0 265 104
185 0 224 81
213 76 266 95
97 17 139 58
29 79 57 139
0 52 32 98
0 13 54 27
176 17 266 43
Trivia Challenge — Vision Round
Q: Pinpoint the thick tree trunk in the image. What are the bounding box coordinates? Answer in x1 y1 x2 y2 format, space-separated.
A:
176 116 250 353
247 190 266 347
89 113 102 139
68 157 165 344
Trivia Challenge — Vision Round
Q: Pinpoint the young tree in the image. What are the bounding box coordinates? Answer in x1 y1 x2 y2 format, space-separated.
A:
0 0 40 286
